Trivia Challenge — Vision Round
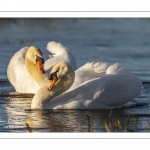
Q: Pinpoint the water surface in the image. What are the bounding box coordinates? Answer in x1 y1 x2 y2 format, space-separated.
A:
0 18 150 132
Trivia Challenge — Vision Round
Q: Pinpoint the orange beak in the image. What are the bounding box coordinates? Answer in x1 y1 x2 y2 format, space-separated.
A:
36 60 44 73
48 76 58 91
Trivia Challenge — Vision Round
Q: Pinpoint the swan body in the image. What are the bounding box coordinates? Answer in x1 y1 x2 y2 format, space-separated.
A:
44 41 77 72
31 62 142 110
7 41 76 93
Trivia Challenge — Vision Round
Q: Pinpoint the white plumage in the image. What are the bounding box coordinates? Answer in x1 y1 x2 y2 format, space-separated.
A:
7 46 40 93
7 41 142 110
7 41 77 93
31 62 142 109
44 41 77 72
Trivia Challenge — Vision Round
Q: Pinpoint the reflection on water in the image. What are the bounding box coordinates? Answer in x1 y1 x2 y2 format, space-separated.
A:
0 18 150 132
0 81 150 132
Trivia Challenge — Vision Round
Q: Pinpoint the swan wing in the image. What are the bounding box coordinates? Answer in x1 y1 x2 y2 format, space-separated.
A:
68 61 110 91
7 47 39 93
44 41 77 72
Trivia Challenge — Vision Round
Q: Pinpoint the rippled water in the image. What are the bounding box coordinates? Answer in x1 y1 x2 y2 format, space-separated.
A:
0 18 150 132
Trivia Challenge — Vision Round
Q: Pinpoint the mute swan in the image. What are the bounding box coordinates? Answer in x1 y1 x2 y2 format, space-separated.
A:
7 41 76 93
7 46 48 93
31 61 142 109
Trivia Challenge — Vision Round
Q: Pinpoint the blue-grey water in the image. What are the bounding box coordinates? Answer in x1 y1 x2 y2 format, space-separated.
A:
0 18 150 132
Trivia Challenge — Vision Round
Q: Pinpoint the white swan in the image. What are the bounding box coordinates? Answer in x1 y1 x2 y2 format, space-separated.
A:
31 61 142 109
7 46 47 93
7 41 77 93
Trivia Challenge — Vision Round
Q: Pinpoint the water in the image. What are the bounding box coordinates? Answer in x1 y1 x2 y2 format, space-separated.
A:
0 18 150 132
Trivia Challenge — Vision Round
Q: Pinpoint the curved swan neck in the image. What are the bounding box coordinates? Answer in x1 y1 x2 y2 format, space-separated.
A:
31 66 75 109
25 57 48 87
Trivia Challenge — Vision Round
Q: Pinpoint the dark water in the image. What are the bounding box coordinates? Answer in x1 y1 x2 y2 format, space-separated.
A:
0 18 150 132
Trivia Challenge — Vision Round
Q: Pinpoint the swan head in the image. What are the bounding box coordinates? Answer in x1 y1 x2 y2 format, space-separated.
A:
25 46 44 73
47 61 75 91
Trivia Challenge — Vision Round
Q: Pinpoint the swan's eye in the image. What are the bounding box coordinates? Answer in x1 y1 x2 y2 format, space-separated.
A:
48 70 58 80
36 55 44 64
48 74 52 80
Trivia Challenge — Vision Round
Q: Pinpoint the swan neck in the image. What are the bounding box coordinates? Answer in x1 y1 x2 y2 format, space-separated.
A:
25 57 48 87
